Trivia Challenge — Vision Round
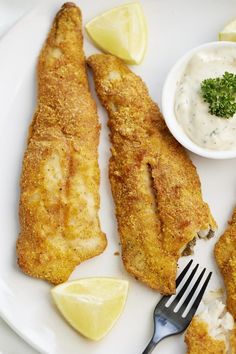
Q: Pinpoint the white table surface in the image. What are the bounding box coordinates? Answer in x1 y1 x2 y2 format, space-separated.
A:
0 2 40 353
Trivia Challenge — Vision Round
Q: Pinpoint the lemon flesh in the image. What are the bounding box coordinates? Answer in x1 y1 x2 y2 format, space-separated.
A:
51 278 129 341
219 18 236 41
85 3 147 65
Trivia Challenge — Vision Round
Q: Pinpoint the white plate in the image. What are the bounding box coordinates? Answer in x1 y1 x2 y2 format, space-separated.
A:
0 0 235 353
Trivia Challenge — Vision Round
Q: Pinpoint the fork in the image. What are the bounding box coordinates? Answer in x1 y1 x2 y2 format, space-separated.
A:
142 260 212 354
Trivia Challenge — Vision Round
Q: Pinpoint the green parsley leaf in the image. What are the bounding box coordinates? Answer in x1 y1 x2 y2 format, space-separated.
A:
200 71 236 119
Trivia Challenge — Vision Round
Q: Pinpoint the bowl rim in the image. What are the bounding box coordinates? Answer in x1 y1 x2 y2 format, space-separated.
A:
161 40 236 160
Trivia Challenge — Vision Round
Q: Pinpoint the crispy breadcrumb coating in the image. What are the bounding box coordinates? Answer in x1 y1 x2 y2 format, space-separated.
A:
215 208 236 319
17 3 107 284
185 318 227 354
185 293 235 354
87 54 216 294
231 328 236 353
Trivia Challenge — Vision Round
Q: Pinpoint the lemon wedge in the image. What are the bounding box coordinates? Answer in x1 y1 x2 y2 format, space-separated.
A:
85 3 147 65
219 18 236 41
51 278 129 341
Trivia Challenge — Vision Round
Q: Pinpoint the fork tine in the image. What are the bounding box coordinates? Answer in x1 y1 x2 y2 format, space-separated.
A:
176 259 193 287
183 271 212 321
167 264 199 311
177 267 206 315
156 260 194 309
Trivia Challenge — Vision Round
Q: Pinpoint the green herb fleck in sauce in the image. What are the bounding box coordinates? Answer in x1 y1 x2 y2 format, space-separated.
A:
201 71 236 119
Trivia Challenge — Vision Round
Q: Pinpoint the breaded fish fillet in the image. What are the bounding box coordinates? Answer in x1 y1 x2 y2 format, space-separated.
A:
185 292 235 354
185 318 227 354
87 54 216 294
17 3 107 284
231 328 236 354
215 208 236 319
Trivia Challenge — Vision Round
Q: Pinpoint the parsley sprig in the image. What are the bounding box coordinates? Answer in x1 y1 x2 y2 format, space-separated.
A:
200 71 236 119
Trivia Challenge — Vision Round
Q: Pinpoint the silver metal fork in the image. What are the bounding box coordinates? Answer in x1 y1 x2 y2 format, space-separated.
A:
142 260 212 353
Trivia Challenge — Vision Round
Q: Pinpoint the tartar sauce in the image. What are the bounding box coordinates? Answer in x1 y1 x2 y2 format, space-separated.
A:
175 47 236 150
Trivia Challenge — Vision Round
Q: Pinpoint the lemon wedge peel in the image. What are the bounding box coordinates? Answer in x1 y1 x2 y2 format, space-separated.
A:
219 18 236 41
85 3 147 65
51 277 129 341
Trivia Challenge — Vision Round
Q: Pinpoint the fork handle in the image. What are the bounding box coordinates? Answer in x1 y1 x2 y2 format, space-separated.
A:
142 339 159 354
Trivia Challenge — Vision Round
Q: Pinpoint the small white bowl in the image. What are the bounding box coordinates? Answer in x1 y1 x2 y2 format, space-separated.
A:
162 41 236 159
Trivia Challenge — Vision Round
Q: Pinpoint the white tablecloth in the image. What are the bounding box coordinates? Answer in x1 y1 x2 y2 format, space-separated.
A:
0 2 40 352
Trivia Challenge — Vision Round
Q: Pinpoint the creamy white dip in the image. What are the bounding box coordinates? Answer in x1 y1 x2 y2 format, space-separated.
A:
175 47 236 150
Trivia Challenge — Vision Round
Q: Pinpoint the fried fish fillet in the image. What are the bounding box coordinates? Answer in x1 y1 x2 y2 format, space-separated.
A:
17 3 107 284
87 54 216 294
185 292 235 354
231 328 236 353
185 319 227 354
215 208 236 319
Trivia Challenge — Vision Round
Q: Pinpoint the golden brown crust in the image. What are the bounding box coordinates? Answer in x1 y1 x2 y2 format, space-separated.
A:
185 318 227 354
17 3 107 284
87 54 216 294
215 209 236 319
230 327 236 353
